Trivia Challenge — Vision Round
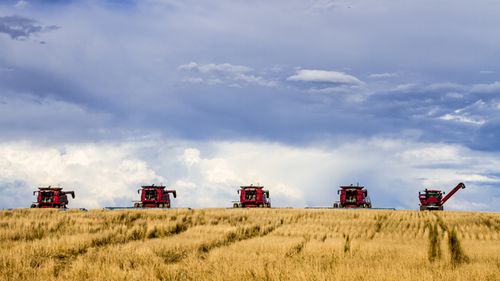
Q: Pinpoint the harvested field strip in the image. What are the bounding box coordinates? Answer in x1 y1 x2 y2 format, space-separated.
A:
197 223 279 256
427 222 441 262
448 227 469 266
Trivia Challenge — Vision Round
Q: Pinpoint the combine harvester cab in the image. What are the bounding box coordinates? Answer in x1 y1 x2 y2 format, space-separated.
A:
133 185 176 208
30 186 75 209
419 182 465 211
233 185 271 208
333 184 371 208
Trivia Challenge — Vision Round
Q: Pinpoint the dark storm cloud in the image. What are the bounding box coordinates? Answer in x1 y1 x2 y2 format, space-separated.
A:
0 0 499 148
0 15 41 39
0 64 100 106
0 15 58 40
471 118 500 151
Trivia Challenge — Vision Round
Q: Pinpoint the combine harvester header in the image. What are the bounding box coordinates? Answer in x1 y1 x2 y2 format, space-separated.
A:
333 184 372 209
133 184 177 208
233 185 271 208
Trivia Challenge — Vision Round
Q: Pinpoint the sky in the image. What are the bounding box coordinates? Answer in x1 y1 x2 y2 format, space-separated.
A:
0 0 499 210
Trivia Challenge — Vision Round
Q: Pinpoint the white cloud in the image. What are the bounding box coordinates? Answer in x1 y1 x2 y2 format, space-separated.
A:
398 145 464 163
369 72 398 78
233 73 278 87
471 81 500 93
0 141 164 209
1 138 499 211
287 69 364 85
439 99 499 125
178 62 276 87
439 114 485 125
182 148 201 166
178 62 252 75
391 83 418 92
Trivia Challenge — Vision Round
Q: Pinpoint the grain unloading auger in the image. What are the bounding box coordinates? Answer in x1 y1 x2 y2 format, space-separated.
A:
419 182 465 211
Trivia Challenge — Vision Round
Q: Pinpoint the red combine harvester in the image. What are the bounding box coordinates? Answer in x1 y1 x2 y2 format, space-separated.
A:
30 186 75 209
333 184 372 208
233 185 271 208
133 185 176 208
419 182 465 211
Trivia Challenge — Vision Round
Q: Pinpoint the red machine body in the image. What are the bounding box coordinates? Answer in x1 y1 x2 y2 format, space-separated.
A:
133 185 176 208
31 186 75 209
333 184 371 208
419 182 465 211
233 185 271 208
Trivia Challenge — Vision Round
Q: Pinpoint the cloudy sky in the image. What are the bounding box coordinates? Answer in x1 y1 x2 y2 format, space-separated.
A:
1 0 499 210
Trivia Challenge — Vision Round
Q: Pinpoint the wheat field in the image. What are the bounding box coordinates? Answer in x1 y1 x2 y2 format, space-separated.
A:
0 209 499 281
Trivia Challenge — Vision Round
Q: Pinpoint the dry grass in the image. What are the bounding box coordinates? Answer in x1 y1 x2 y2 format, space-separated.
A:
0 209 499 281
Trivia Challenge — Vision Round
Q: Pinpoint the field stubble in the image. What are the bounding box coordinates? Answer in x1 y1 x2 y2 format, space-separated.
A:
0 209 499 281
